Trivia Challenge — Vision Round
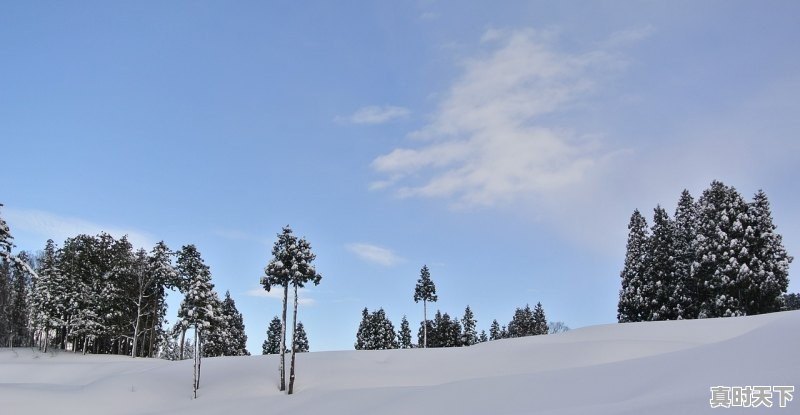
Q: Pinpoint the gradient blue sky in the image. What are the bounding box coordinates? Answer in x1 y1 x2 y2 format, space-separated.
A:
2 1 799 353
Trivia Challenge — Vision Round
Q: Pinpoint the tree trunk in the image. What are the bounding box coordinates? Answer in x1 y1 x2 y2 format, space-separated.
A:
197 329 202 390
279 284 288 391
288 284 299 395
193 328 198 399
148 295 158 358
423 300 428 348
179 327 186 360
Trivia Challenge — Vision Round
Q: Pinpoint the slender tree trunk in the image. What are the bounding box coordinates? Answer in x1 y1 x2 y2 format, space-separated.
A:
193 327 198 399
132 291 144 358
288 284 299 395
179 327 186 360
423 300 427 348
148 295 158 358
197 329 202 390
279 284 288 391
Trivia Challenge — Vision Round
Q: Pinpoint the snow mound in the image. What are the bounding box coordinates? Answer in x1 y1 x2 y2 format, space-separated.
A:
1 311 797 415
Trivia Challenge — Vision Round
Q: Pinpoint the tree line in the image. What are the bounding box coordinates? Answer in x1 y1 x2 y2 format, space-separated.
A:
353 265 565 350
618 181 794 322
0 205 249 362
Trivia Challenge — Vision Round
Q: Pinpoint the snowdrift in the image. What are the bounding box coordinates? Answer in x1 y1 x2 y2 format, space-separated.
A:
1 311 797 415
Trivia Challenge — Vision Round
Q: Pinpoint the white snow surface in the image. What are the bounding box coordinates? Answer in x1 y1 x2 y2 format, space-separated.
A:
2 311 797 414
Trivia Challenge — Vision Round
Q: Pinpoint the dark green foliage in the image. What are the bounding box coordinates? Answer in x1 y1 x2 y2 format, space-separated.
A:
672 190 697 319
263 316 283 354
645 206 678 321
417 310 462 348
781 293 800 311
618 181 792 322
293 322 309 353
398 315 413 349
355 307 397 350
617 210 649 322
742 190 793 315
507 302 548 338
461 305 478 346
413 265 437 348
489 319 502 341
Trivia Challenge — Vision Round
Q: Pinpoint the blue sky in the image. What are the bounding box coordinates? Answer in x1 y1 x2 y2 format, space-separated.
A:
2 1 799 353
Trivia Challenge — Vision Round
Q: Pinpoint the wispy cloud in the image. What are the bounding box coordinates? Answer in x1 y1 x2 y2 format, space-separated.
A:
5 208 155 249
246 287 316 306
346 242 403 266
371 28 628 207
338 105 411 125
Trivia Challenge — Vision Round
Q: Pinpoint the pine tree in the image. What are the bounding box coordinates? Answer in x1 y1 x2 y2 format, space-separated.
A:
413 265 437 348
532 302 548 335
489 319 501 341
287 236 322 395
293 322 309 353
355 308 397 350
263 316 283 354
478 330 488 343
617 210 649 322
261 226 296 391
30 239 61 352
355 307 371 350
742 190 793 315
221 291 249 356
398 315 413 349
461 305 478 346
673 190 698 319
507 305 534 338
644 206 678 321
145 241 177 357
9 251 31 347
176 244 216 399
694 181 750 318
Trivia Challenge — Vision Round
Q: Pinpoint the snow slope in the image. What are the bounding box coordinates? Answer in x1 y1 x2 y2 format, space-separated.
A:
1 311 797 414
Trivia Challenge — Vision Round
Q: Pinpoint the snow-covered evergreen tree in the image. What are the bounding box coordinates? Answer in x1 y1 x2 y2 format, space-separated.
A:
261 226 297 392
263 316 283 354
30 239 62 352
507 305 535 338
398 315 412 349
644 206 678 321
693 181 750 318
672 190 698 319
176 244 216 398
418 310 461 348
489 319 501 341
293 322 309 353
532 302 548 335
461 305 478 346
221 291 249 356
478 330 488 343
355 308 397 350
413 265 437 348
9 251 32 347
617 210 649 322
286 236 322 395
741 190 793 315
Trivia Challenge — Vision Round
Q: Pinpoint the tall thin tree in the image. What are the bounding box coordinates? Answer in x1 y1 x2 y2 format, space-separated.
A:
261 226 297 392
287 237 322 395
413 265 437 348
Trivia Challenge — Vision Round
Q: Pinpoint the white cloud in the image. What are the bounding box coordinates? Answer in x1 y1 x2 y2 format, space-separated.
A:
346 243 403 266
246 287 316 306
339 105 411 125
371 28 624 207
5 208 155 249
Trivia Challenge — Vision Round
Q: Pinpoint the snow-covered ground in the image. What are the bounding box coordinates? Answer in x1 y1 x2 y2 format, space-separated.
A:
1 311 797 414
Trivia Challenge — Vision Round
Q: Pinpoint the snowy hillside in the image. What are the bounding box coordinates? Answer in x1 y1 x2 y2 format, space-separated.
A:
2 311 797 415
